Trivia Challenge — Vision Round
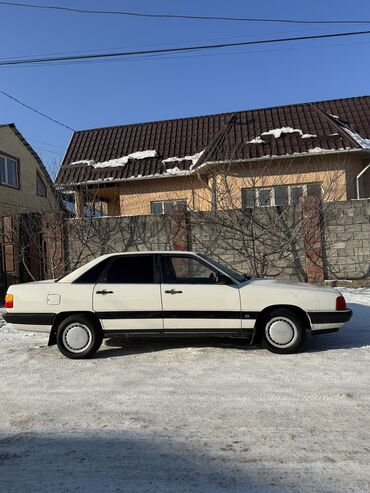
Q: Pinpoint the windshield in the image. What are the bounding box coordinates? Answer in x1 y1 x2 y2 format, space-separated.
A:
198 254 249 282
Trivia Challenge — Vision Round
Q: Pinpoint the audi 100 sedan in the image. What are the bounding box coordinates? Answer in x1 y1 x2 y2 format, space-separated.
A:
3 251 352 359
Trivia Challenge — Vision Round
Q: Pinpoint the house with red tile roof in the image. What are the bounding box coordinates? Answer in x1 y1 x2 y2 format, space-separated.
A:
56 95 370 217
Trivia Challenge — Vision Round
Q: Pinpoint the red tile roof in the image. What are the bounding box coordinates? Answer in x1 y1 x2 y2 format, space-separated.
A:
56 95 370 186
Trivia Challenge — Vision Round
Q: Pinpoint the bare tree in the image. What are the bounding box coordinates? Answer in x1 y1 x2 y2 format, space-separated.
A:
185 152 350 280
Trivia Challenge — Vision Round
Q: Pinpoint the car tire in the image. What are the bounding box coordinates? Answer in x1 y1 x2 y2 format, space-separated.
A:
56 315 103 359
261 308 306 354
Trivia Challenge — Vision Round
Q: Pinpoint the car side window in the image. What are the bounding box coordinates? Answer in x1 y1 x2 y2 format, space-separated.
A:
73 258 112 284
103 256 155 284
161 256 219 284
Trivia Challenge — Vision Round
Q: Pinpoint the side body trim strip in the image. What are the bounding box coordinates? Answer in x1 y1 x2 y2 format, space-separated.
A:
3 313 55 325
96 310 260 320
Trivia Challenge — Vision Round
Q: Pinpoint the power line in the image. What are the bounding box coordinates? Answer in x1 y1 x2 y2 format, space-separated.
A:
0 89 75 131
28 137 64 149
1 29 370 68
4 36 370 71
0 29 314 61
1 1 370 25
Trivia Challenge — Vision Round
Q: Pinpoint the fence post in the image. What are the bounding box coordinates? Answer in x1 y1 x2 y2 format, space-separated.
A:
301 196 324 283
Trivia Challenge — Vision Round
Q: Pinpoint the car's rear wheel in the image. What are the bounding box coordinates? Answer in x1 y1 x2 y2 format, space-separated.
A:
261 308 306 354
56 315 102 359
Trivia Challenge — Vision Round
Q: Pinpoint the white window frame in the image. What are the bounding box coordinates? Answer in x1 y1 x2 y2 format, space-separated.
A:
0 153 19 189
242 183 322 208
150 199 187 215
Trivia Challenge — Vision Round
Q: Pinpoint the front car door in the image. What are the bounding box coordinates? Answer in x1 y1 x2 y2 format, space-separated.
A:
93 254 162 333
160 254 241 332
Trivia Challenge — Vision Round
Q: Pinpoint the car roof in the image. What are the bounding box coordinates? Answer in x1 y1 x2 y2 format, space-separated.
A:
58 251 201 282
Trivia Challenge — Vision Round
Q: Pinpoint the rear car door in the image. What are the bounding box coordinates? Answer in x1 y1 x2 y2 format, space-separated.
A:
93 254 162 332
160 254 241 331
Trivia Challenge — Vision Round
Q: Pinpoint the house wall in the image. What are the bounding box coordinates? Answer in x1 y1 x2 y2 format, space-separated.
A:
0 126 61 295
213 153 365 209
73 152 370 218
116 153 367 216
360 159 370 198
119 176 212 216
0 126 57 216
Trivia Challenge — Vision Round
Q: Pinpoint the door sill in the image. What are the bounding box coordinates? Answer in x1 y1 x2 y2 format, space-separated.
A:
103 329 253 338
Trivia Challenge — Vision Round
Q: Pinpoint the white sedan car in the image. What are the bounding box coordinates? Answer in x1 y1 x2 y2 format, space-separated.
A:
3 251 352 359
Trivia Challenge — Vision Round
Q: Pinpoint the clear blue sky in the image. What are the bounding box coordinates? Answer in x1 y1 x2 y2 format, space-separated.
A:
1 0 370 177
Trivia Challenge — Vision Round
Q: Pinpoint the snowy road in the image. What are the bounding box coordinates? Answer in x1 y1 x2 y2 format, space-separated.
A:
0 288 369 493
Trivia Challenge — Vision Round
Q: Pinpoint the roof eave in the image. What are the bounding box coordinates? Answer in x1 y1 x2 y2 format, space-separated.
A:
57 148 370 188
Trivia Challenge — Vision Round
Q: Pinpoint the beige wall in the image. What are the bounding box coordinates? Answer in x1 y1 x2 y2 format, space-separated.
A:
119 176 212 216
211 153 370 209
359 159 370 198
0 126 57 216
75 152 370 217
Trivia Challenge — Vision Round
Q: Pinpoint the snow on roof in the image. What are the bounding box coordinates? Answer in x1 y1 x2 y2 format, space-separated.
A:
307 147 337 154
261 127 317 139
83 177 114 184
68 160 95 166
69 150 158 168
246 127 317 145
340 127 370 150
162 150 205 168
246 137 265 144
164 166 183 175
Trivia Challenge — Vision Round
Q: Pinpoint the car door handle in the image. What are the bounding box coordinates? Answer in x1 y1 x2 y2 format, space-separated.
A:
165 289 183 295
96 290 114 295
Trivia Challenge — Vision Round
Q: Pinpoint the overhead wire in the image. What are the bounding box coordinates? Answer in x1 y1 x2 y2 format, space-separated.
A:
1 29 370 68
1 1 370 25
0 27 321 61
0 89 75 131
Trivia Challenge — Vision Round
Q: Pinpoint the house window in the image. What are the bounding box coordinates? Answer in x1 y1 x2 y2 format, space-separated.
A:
0 154 18 188
241 183 321 208
241 188 255 208
36 174 47 197
150 199 187 215
274 186 289 206
307 183 322 198
291 185 304 204
258 188 272 207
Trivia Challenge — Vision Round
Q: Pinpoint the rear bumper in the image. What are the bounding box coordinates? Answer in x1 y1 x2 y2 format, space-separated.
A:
308 309 352 331
2 312 54 333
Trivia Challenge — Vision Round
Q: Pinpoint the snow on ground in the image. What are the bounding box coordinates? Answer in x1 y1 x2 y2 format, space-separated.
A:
0 289 370 492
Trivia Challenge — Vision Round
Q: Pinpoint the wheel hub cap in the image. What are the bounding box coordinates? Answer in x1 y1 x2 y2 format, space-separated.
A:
268 319 295 345
64 324 91 352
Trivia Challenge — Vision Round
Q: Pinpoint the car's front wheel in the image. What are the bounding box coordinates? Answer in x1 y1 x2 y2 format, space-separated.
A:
261 309 306 354
56 315 102 359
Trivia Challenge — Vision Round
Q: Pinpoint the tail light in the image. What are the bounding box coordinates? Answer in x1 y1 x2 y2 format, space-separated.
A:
5 294 13 309
336 295 347 311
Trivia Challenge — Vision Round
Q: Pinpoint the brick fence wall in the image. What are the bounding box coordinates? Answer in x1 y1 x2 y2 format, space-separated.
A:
322 199 370 281
65 199 370 282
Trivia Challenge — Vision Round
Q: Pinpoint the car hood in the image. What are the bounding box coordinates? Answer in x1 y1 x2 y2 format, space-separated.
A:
244 278 339 295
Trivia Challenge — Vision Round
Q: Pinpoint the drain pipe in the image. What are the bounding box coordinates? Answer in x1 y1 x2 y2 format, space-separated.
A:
356 164 370 199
